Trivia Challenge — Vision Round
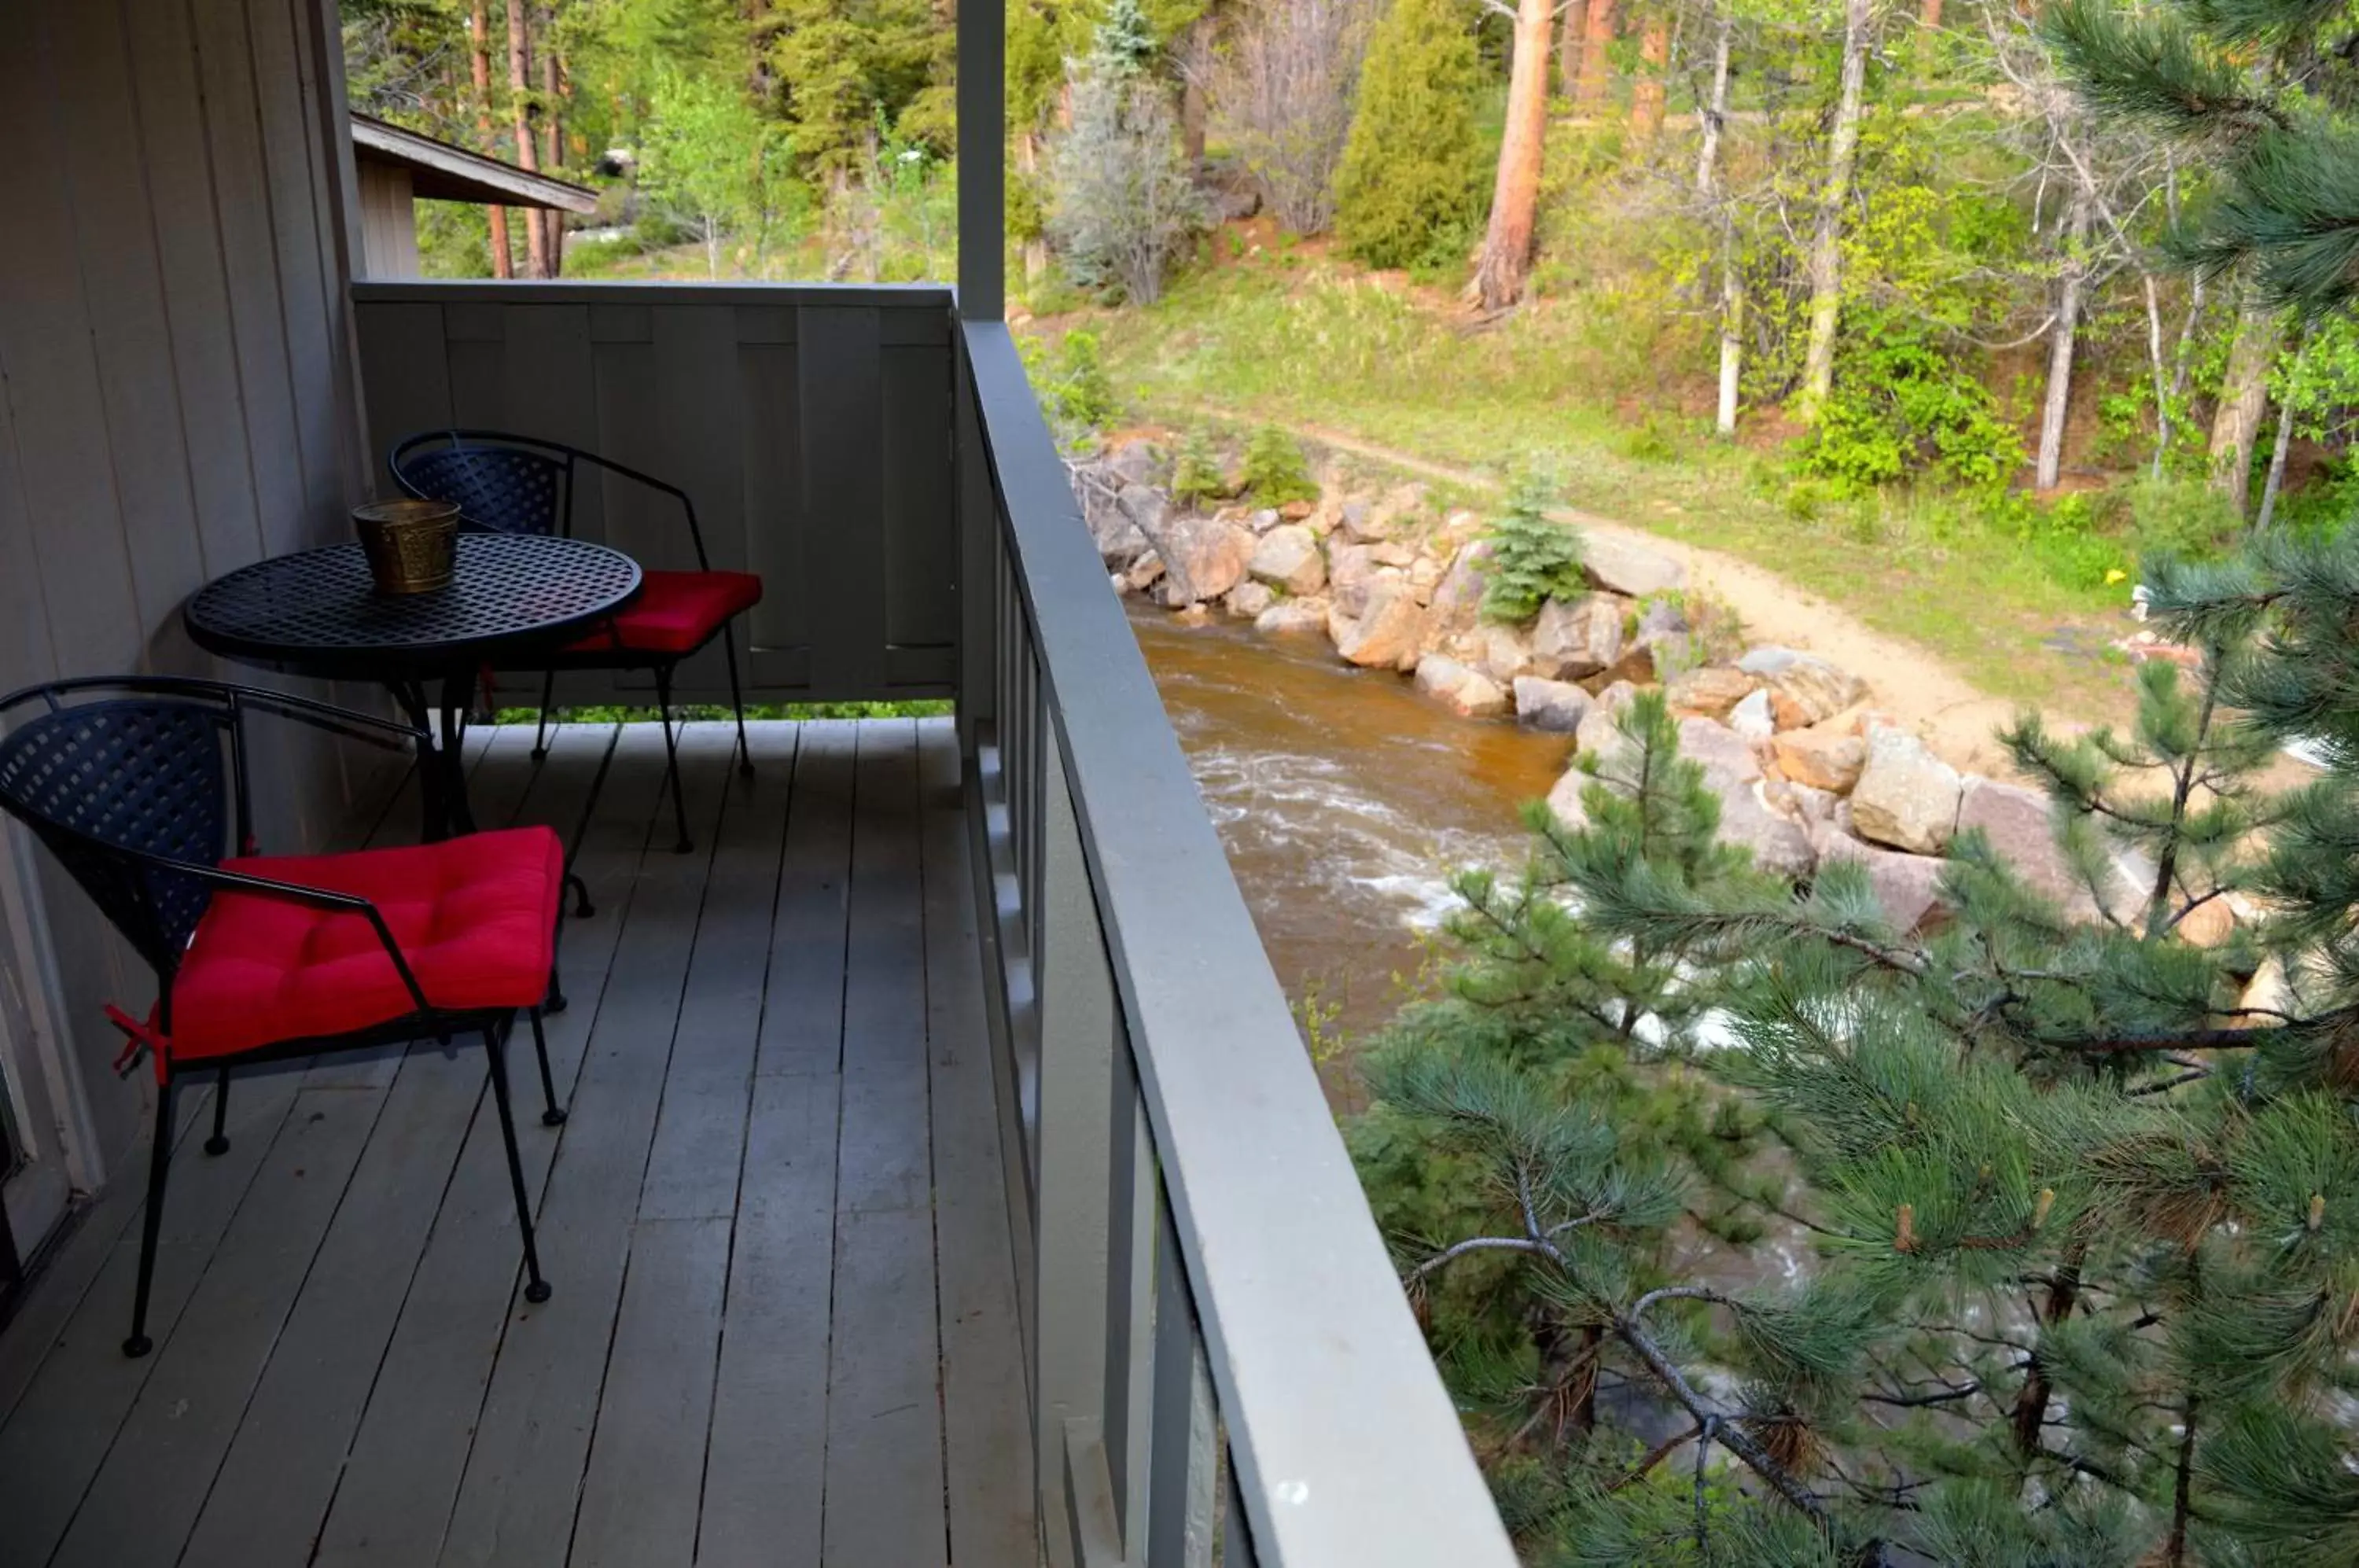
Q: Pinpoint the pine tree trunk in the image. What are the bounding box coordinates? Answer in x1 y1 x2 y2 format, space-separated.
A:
1799 0 1873 418
2035 180 2092 491
1472 0 1556 311
1559 0 1589 99
506 0 552 278
539 5 564 277
2166 1396 2198 1566
2210 302 2276 518
1577 0 1617 108
2008 1243 2083 1458
471 0 513 278
1914 0 1941 74
1628 9 1669 144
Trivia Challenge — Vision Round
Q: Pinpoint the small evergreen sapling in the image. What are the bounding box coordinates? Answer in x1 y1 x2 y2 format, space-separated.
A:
1169 429 1229 506
1239 424 1318 506
1479 472 1585 623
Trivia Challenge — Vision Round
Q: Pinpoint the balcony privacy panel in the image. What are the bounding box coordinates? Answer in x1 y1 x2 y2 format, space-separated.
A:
353 285 959 706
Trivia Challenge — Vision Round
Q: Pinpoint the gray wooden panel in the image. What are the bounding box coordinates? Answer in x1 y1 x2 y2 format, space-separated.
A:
435 729 737 1568
446 336 507 431
821 720 948 1566
798 307 889 695
502 304 603 541
882 342 957 654
652 306 749 691
0 370 57 695
355 300 455 489
740 340 811 675
920 720 1039 1567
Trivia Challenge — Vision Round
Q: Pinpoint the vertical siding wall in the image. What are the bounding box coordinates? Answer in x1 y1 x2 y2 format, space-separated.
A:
352 282 959 705
0 0 370 1180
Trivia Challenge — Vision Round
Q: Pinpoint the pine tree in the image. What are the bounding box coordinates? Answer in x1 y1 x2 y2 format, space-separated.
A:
1478 471 1584 622
1333 0 1484 271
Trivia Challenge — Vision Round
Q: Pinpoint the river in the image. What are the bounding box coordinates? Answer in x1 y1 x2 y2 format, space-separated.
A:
1126 604 1571 1093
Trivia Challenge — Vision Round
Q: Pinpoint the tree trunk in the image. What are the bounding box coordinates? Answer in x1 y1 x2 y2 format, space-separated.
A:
1915 0 1941 74
1180 13 1212 166
1628 9 1669 145
538 6 565 277
1472 0 1556 311
506 0 552 278
1576 0 1617 108
2210 302 2276 518
1696 3 1730 196
2257 352 2300 529
1017 131 1050 284
1702 9 1739 436
1799 0 1873 418
2035 179 2092 491
2166 1396 2199 1567
2008 1243 2083 1458
470 0 513 278
1559 0 1589 99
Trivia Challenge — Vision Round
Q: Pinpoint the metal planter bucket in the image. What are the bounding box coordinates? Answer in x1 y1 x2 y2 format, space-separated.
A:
354 499 459 594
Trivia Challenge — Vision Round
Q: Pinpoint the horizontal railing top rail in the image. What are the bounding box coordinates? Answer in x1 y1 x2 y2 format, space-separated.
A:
351 279 955 309
960 319 1517 1566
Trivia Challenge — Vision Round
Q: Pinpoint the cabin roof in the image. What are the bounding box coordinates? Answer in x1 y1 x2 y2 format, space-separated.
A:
349 112 599 213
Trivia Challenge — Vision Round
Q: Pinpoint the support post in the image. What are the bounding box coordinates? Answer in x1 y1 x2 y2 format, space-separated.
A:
957 0 1006 321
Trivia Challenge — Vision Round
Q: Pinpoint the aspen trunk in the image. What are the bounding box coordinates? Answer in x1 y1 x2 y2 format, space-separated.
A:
2256 337 2303 530
1702 9 1739 436
1696 3 1730 196
1576 0 1617 108
2035 180 2092 491
1559 0 1588 99
2210 303 2277 518
1800 0 1873 417
1018 131 1050 283
1472 0 1556 311
1628 9 1669 144
470 0 512 278
538 6 564 276
506 0 552 278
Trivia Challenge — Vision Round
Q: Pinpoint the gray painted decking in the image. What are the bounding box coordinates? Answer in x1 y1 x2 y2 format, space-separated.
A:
0 718 1033 1568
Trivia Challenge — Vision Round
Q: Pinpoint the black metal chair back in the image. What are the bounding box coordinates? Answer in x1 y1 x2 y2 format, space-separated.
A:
0 692 230 977
388 432 572 539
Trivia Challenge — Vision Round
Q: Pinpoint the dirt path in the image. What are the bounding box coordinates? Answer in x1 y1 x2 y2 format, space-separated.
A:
1268 418 2030 775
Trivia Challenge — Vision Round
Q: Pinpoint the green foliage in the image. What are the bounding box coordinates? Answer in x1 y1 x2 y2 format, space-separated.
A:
1795 318 2025 495
1049 37 1205 304
1023 330 1120 440
1478 472 1585 622
1169 429 1230 506
639 68 800 277
1332 0 1485 271
1239 423 1318 505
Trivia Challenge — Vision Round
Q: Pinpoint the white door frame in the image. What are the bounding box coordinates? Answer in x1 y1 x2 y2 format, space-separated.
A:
0 823 101 1260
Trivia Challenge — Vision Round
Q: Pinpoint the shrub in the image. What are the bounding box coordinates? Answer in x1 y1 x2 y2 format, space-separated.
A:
1241 425 1318 505
1332 0 1484 271
1213 0 1381 234
1171 430 1230 506
1023 330 1119 440
1795 321 2024 497
1481 472 1586 622
1049 37 1206 304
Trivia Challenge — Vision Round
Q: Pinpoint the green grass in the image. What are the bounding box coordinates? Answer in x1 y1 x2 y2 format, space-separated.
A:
1062 259 2144 719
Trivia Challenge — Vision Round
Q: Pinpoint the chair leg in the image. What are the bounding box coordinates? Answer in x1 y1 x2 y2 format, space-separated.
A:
565 870 594 921
483 1024 552 1305
124 1077 178 1358
204 1066 231 1157
722 633 754 777
532 670 558 761
653 667 693 855
528 1008 566 1127
546 962 567 1016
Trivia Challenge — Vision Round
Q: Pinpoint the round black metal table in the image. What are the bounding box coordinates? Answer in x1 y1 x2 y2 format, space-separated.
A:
184 535 642 837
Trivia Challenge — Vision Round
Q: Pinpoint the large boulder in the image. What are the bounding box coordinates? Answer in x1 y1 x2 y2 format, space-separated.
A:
1678 716 1763 786
1076 472 1150 568
1140 513 1252 605
1729 688 1776 742
1576 681 1641 762
1531 594 1627 679
1545 765 1594 832
1767 656 1870 731
1328 543 1386 617
1415 655 1508 718
1465 624 1540 684
1426 543 1493 641
1850 727 1962 854
1665 666 1760 720
1257 597 1331 636
1715 778 1816 879
1953 777 2077 906
1331 581 1429 671
1812 823 1949 933
1772 724 1868 793
1224 582 1275 619
1582 532 1687 598
1124 550 1165 594
1249 525 1327 596
1107 440 1164 489
1514 676 1592 733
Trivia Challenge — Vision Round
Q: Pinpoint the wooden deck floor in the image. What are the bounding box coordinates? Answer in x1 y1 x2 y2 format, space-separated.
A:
0 719 1034 1568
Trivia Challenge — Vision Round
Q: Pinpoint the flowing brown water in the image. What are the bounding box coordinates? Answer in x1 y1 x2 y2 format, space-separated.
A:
1126 604 1571 1070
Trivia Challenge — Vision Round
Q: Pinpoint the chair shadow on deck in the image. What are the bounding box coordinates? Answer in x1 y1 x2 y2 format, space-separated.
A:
0 718 1034 1568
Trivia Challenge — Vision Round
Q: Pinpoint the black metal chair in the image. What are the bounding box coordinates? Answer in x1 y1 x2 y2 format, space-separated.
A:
0 677 570 1357
388 430 763 852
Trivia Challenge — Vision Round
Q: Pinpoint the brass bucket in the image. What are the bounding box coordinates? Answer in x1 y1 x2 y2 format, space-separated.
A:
354 499 459 594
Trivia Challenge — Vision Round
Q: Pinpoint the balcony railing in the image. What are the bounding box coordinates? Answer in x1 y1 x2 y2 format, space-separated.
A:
349 280 1516 1566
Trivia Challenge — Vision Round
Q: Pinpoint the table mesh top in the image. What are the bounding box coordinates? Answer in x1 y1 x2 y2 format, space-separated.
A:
186 536 640 661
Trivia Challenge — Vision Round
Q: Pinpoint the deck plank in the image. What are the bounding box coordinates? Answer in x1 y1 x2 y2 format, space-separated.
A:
434 726 738 1568
821 720 950 1568
697 723 859 1567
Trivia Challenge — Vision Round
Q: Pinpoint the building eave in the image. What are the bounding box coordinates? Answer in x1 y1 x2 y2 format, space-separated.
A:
348 113 598 213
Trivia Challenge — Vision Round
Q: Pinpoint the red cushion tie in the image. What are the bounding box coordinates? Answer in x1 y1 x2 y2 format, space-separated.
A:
105 1003 170 1084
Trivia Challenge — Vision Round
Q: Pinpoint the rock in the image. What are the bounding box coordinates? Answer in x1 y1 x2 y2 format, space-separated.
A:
1172 602 1211 628
1545 766 1594 832
1412 656 1507 718
1338 500 1381 543
1766 657 1869 731
1407 557 1445 599
1851 727 1963 854
1812 823 1949 933
1530 594 1626 679
1952 777 2077 906
1736 646 1805 677
1665 666 1760 720
1138 513 1253 605
1084 485 1150 569
2179 896 2236 948
1714 778 1816 879
1328 544 1384 617
1574 681 1640 760
1589 645 1656 689
1256 597 1331 636
1369 540 1419 569
1108 441 1163 489
1124 550 1165 593
1632 599 1697 680
1331 582 1429 671
1225 582 1275 619
1427 543 1493 641
1367 483 1430 537
1772 725 1868 793
1787 782 1838 829
1249 507 1283 533
1109 572 1128 595
1469 624 1540 684
1729 688 1776 742
1414 655 1475 701
1582 532 1687 598
1249 525 1327 596
1279 499 1316 521
1677 717 1763 787
1514 677 1592 733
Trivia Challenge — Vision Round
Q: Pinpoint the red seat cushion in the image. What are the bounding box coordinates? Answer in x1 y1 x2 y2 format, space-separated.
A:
566 569 761 657
166 826 565 1066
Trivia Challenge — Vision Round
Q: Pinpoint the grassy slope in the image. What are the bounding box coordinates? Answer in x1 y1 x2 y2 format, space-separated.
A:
1056 246 2145 723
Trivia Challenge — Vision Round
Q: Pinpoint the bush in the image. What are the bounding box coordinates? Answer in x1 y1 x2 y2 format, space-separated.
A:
1795 322 2024 497
1050 44 1206 304
1241 425 1318 505
1023 330 1119 440
1481 472 1586 622
1213 0 1380 234
1332 0 1484 271
1171 430 1230 506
